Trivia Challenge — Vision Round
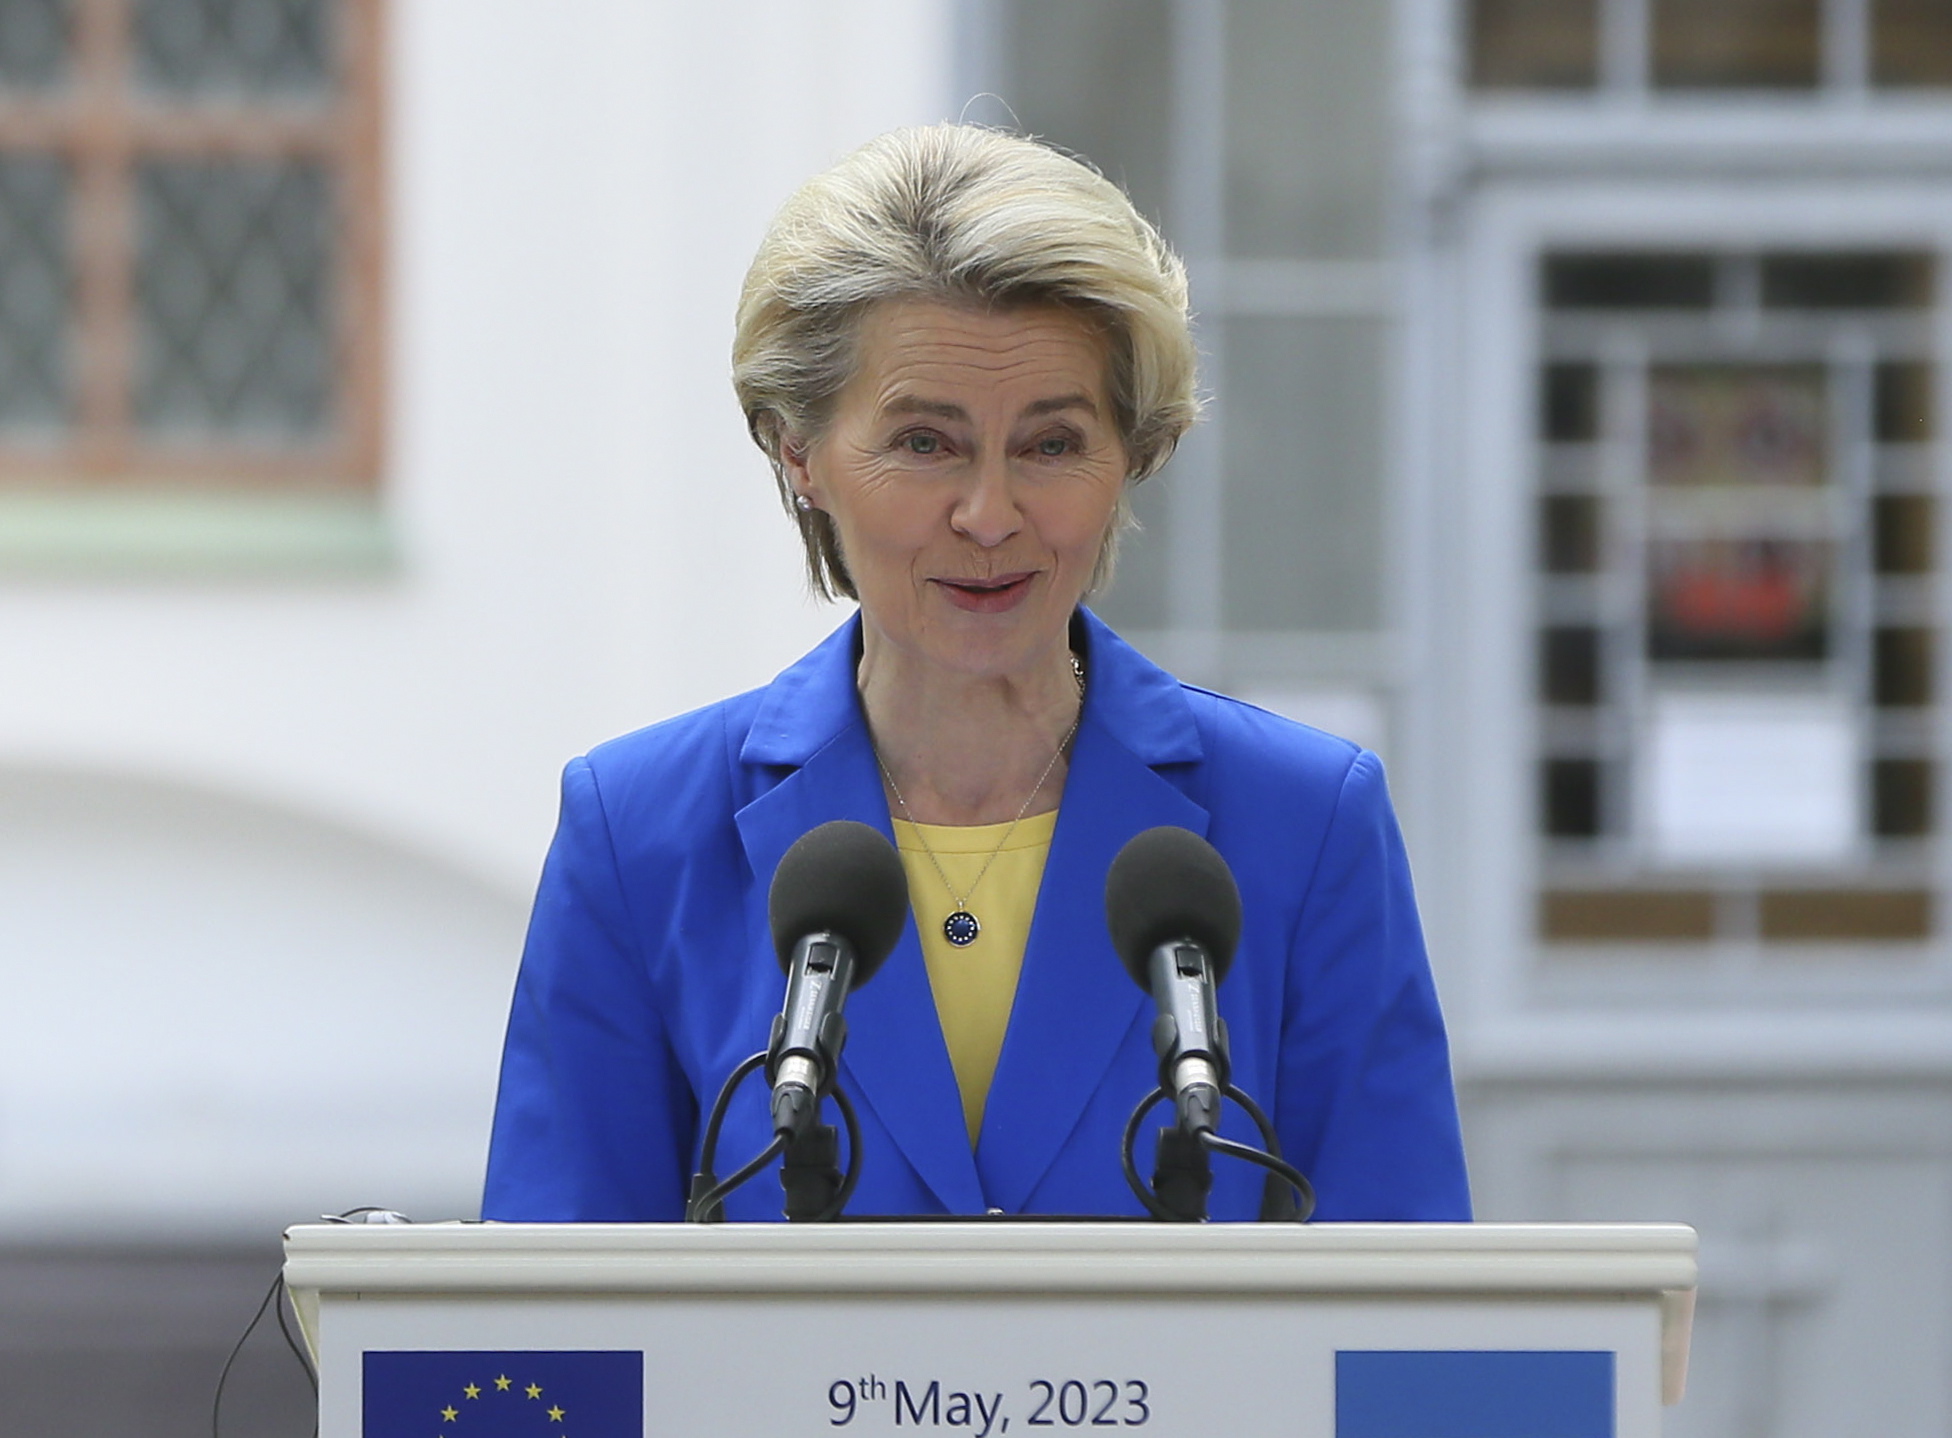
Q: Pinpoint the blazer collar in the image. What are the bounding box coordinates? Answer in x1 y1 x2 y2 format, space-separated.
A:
741 609 1203 770
733 607 1207 1213
740 616 863 768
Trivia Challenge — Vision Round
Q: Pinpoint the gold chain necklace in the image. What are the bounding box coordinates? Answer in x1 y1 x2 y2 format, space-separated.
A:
874 652 1086 949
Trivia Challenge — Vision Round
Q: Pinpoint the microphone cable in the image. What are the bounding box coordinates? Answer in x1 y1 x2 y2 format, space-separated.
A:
686 820 905 1223
212 1204 409 1438
1105 826 1317 1223
1120 1083 1316 1223
684 1064 864 1223
212 1268 316 1438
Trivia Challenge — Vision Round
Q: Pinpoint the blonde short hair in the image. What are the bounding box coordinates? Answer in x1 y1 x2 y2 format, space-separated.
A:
732 124 1200 601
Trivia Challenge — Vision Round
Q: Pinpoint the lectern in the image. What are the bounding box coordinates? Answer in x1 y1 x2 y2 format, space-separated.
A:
284 1221 1695 1437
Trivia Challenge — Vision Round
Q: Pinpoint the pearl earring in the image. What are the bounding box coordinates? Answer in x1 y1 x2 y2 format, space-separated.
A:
794 494 813 513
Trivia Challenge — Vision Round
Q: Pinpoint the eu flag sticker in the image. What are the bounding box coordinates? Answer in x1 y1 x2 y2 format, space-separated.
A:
364 1351 643 1438
1336 1350 1614 1438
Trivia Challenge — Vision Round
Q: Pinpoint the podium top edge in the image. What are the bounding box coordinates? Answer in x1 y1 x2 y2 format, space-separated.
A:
281 1221 1698 1301
284 1220 1696 1253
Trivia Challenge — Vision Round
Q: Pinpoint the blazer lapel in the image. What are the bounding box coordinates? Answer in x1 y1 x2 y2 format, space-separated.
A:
732 609 1206 1217
975 613 1209 1211
734 618 984 1214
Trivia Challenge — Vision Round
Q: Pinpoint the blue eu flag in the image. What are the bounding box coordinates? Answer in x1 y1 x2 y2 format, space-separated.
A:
363 1350 643 1438
1336 1351 1614 1438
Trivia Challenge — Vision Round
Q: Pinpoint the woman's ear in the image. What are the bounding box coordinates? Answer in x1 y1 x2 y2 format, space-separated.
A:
780 434 818 509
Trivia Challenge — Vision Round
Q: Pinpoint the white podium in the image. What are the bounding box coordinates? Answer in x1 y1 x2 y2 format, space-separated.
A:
284 1221 1696 1438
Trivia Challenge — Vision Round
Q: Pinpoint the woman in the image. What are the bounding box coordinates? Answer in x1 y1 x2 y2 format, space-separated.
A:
483 125 1469 1222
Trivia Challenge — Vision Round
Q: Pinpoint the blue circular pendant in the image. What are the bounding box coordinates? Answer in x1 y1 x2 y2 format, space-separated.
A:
943 910 981 947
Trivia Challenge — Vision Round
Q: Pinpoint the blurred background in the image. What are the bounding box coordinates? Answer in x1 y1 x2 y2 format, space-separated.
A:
1 0 1949 1432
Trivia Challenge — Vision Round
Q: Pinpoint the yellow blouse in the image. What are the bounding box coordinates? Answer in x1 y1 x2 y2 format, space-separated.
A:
891 809 1058 1145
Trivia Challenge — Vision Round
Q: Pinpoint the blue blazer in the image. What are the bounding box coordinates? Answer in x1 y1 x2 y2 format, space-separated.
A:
483 611 1470 1222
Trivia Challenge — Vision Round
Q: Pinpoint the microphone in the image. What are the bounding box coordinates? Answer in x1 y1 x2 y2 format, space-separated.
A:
1105 826 1242 1137
765 820 909 1139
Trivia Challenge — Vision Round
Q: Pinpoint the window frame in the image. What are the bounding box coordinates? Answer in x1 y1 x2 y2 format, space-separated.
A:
1451 181 1952 1010
0 0 384 493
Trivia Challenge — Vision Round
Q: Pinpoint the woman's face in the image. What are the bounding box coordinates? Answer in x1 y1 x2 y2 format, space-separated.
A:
786 299 1129 683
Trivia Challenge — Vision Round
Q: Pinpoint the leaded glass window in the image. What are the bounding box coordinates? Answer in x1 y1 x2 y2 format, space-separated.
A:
135 158 333 439
0 0 68 89
0 0 379 487
0 155 70 434
135 0 331 96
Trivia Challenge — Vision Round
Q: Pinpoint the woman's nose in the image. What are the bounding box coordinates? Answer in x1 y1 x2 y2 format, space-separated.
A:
950 453 1024 547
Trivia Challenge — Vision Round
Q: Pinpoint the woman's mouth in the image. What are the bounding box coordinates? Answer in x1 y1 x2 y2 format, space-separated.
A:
936 573 1035 614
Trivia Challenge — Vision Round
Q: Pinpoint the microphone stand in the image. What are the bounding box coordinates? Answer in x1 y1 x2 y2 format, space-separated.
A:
685 1048 864 1223
1148 1126 1213 1223
1120 1079 1317 1223
779 1118 844 1222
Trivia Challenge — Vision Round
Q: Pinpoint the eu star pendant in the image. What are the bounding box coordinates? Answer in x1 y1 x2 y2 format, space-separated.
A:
874 653 1086 949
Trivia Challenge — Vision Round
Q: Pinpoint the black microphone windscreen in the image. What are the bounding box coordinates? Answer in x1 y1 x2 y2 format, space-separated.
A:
768 820 910 983
1104 826 1242 988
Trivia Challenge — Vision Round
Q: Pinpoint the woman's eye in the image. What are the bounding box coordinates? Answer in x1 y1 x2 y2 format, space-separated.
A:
901 432 942 455
1035 434 1075 457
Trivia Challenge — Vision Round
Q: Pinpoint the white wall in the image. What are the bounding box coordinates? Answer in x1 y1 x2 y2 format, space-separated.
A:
0 0 958 1234
0 769 523 1235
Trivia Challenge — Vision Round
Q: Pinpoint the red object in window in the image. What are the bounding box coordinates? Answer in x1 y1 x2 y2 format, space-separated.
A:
1662 557 1802 641
1648 539 1828 660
